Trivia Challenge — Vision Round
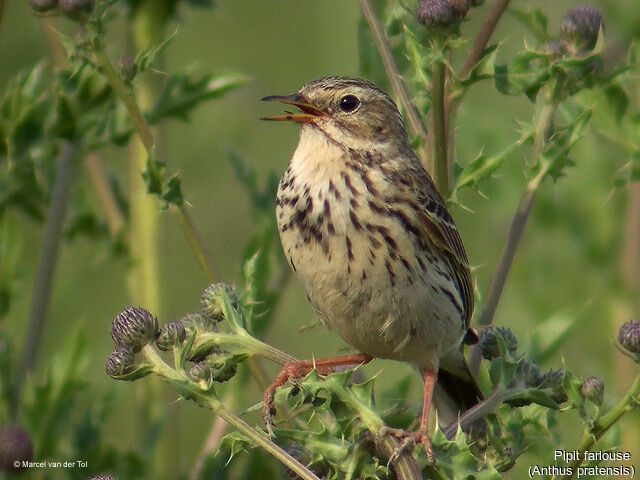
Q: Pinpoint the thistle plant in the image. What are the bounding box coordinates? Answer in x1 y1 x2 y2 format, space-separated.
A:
2 0 640 479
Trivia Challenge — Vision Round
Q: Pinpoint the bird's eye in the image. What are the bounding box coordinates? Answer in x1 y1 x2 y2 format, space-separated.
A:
339 95 360 113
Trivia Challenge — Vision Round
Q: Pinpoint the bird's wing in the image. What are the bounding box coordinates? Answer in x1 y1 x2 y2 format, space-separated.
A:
387 157 474 329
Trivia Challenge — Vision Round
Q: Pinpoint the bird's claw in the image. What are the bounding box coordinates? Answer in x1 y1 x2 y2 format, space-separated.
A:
378 426 436 464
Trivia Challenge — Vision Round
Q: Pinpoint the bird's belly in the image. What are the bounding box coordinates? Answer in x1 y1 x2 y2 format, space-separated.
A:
278 218 465 368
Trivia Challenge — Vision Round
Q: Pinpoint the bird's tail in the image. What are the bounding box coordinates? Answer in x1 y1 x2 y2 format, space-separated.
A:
434 348 483 427
436 362 482 413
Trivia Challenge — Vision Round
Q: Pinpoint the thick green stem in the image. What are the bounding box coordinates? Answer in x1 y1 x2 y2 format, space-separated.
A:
141 345 321 480
431 61 449 197
197 331 296 366
558 373 640 480
16 142 77 415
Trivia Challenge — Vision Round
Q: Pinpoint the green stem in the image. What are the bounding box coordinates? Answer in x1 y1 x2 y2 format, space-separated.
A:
92 47 154 152
90 43 220 283
141 345 321 480
558 373 640 480
442 386 508 439
207 394 322 480
15 142 77 416
173 204 220 281
431 61 449 197
197 331 296 366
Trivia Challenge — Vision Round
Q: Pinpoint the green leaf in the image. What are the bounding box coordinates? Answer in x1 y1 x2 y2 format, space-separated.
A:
219 431 256 463
453 140 520 194
604 83 629 123
147 71 247 122
494 64 509 94
111 363 155 381
134 29 178 75
161 173 184 206
461 44 499 85
141 156 165 195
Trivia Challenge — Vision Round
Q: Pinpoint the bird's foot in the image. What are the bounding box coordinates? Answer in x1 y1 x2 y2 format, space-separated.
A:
262 353 373 436
262 360 334 436
378 425 435 464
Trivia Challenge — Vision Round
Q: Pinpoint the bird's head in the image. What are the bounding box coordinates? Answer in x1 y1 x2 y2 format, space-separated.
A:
262 76 409 151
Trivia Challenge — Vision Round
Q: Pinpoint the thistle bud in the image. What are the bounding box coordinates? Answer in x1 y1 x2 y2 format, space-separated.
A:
200 283 238 323
111 306 158 351
542 40 567 59
156 321 187 351
514 358 542 387
30 0 58 13
207 353 239 383
580 376 604 406
283 442 313 480
479 326 518 360
416 0 458 28
618 320 640 354
59 0 94 22
446 0 471 17
0 426 33 473
105 346 136 378
188 362 213 388
539 368 568 403
560 5 603 51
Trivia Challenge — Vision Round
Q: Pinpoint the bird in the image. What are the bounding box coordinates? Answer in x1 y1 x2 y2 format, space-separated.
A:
261 76 481 461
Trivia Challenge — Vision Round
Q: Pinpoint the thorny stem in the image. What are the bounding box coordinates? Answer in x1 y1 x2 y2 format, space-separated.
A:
173 205 221 281
431 60 449 197
442 386 508 439
140 345 322 480
358 0 429 166
557 373 640 480
16 142 77 414
197 331 296 366
90 43 220 283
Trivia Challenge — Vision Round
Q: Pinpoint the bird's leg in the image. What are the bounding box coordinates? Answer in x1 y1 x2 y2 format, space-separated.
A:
382 367 437 464
262 352 373 434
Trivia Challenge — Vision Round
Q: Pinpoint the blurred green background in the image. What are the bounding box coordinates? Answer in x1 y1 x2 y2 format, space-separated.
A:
1 0 639 478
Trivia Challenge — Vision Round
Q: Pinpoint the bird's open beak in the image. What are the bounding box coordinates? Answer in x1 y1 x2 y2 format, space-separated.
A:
261 93 326 123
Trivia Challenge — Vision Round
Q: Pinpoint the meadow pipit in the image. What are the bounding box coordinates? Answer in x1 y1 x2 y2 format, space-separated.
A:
262 76 481 460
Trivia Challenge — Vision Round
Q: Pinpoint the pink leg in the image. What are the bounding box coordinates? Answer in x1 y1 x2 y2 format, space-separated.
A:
262 353 373 431
416 367 436 462
382 367 437 463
